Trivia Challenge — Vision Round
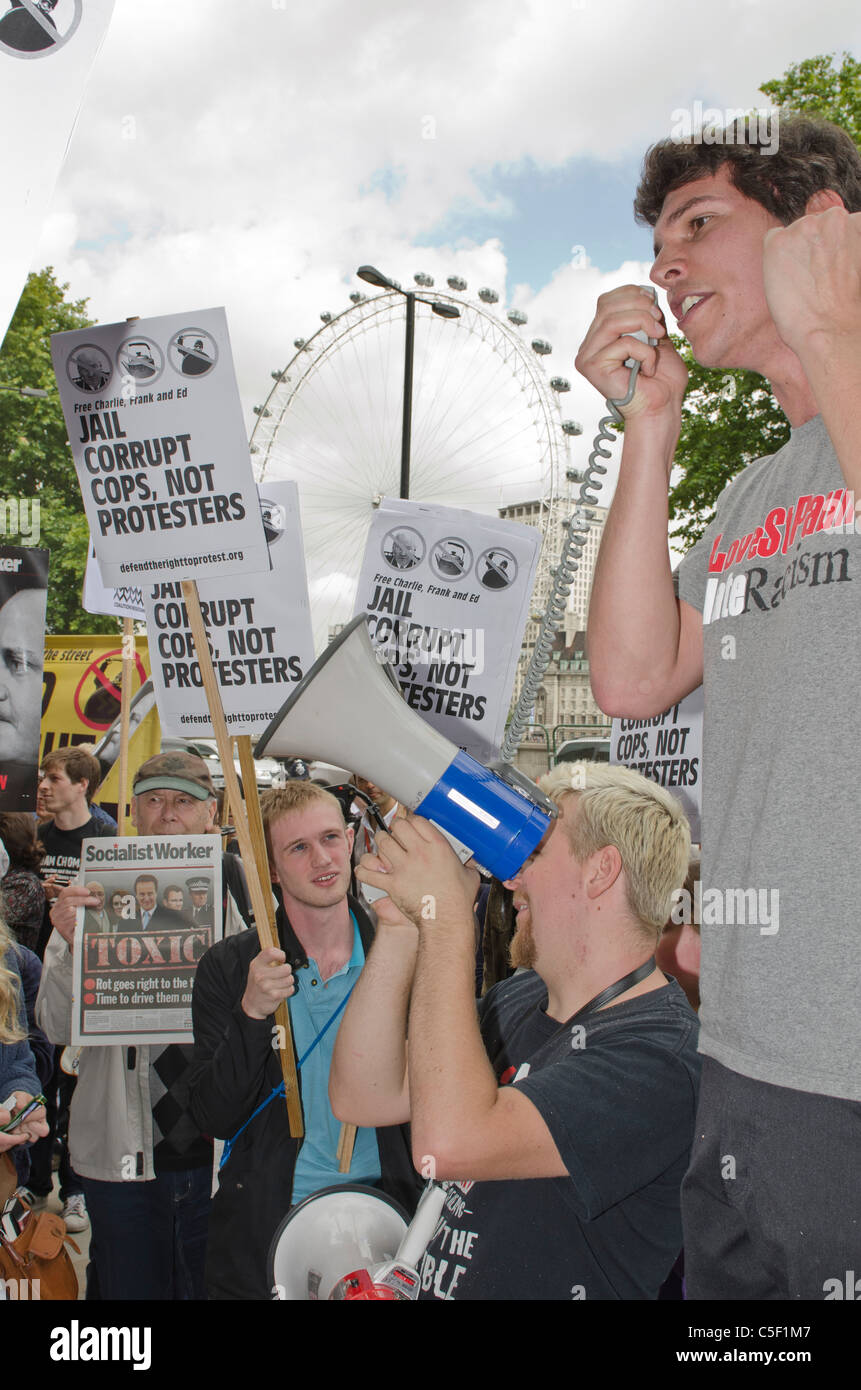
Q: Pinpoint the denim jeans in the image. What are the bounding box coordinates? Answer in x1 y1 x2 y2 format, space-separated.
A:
81 1166 210 1300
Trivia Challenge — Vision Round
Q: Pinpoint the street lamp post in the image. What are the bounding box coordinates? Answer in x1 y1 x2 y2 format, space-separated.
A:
356 265 459 499
0 383 51 398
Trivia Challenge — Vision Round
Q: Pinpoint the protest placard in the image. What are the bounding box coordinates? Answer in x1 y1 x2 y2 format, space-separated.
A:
143 481 314 738
0 544 49 811
610 686 704 842
82 542 145 620
0 0 115 344
50 307 269 585
41 634 160 824
70 834 222 1046
352 498 540 762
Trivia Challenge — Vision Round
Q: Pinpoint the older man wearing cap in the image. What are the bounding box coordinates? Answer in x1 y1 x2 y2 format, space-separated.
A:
36 750 252 1300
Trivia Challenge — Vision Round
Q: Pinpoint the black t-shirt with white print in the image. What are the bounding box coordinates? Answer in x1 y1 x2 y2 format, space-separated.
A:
35 817 101 958
417 971 701 1301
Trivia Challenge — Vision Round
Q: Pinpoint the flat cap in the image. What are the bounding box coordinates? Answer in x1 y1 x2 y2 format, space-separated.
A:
133 751 215 801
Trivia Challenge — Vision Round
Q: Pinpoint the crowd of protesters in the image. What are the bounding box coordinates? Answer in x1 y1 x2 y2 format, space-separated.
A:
3 108 860 1303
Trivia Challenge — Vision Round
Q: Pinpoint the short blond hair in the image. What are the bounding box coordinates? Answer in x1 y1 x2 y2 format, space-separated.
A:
260 782 345 865
540 762 691 938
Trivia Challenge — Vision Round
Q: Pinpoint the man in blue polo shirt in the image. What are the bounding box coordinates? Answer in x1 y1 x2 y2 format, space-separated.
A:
188 781 417 1300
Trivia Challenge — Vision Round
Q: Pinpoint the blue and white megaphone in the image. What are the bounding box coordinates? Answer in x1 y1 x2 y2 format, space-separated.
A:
255 615 555 881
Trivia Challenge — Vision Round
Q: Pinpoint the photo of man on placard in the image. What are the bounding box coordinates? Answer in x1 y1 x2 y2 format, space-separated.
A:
0 545 49 812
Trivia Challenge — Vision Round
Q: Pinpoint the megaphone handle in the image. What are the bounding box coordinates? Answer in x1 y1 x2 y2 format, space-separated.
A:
394 1181 448 1270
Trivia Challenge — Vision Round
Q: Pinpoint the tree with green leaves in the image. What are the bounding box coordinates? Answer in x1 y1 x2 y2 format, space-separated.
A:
667 51 860 549
0 268 115 634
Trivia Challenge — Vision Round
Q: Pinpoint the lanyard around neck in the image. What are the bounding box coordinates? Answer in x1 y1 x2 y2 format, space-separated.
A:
567 956 657 1024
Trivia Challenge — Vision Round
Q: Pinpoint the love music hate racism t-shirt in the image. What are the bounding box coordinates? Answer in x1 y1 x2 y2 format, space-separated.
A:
677 415 859 1102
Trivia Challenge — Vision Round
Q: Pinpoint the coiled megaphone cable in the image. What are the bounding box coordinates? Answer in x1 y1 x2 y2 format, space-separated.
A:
501 295 655 762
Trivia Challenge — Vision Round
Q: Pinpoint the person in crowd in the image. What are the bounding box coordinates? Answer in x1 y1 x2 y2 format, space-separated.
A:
331 762 700 1300
36 748 106 928
577 111 861 1299
187 780 418 1300
0 813 46 953
0 910 48 1182
37 751 250 1299
28 747 105 1232
351 776 405 858
0 892 53 1194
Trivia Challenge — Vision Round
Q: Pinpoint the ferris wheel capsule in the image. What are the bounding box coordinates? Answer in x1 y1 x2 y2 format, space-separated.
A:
562 420 583 436
478 288 499 304
531 338 552 355
414 272 434 287
507 309 528 326
550 376 570 392
446 275 467 291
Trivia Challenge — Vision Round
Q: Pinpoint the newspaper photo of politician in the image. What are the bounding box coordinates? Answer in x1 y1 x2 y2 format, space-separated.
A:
0 545 49 812
71 837 223 1047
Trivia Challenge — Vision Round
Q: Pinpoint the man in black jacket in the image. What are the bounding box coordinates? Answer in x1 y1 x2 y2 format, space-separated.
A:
188 781 418 1300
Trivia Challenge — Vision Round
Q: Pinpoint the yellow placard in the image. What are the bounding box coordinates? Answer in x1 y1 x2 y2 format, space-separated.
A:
41 635 161 832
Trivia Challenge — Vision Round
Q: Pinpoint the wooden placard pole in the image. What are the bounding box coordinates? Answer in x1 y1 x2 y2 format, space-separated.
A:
234 735 301 1140
115 617 135 836
220 780 231 850
114 316 140 839
336 1121 357 1174
181 580 303 1137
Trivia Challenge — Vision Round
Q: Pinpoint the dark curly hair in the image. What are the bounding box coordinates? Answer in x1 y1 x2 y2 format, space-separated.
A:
0 812 45 874
634 112 861 228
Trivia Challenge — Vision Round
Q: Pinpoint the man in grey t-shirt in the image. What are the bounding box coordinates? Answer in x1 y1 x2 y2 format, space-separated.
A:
576 113 861 1299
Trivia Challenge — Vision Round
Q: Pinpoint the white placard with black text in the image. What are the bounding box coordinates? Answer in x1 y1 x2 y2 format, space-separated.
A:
143 481 315 739
83 542 146 620
353 497 540 763
611 686 703 842
51 306 269 584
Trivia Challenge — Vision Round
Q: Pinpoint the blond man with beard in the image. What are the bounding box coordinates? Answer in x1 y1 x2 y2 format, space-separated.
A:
330 761 701 1300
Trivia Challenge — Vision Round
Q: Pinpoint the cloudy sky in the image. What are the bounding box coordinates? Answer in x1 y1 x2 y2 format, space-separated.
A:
18 0 861 632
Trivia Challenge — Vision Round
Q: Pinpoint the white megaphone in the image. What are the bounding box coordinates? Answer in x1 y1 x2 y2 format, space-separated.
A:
255 614 555 881
269 1181 446 1301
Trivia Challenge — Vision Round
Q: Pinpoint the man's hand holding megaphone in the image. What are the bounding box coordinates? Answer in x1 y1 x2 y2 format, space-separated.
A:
356 815 480 933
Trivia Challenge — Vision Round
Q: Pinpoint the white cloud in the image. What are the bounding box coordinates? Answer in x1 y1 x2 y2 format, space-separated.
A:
24 0 858 639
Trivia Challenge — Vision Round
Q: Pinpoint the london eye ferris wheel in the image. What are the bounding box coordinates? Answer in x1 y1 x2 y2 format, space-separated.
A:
248 271 581 652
